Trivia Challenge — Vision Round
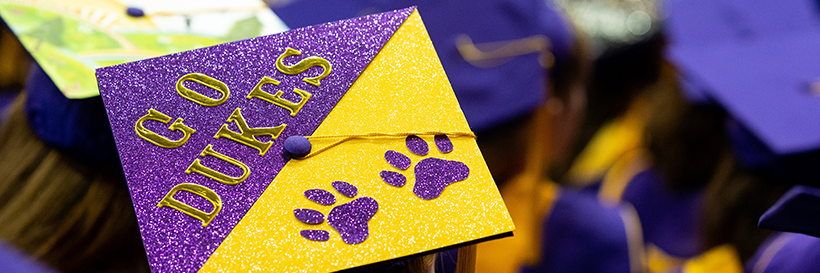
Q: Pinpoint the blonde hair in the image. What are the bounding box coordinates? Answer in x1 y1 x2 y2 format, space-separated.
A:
0 93 148 272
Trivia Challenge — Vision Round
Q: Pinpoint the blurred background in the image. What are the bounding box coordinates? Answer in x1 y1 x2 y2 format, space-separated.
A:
2 0 820 272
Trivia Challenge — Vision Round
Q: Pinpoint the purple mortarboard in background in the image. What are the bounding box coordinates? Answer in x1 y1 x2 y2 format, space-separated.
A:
663 0 820 48
664 0 819 107
664 0 820 237
273 0 575 132
665 0 820 155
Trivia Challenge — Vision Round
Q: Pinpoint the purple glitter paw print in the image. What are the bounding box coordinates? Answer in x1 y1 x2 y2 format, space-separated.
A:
381 135 470 200
294 181 379 244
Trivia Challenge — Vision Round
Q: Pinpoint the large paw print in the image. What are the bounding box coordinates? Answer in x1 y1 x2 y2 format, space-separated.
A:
380 135 470 200
294 181 378 244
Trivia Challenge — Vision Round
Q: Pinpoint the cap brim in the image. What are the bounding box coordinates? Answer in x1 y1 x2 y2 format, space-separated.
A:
759 185 820 237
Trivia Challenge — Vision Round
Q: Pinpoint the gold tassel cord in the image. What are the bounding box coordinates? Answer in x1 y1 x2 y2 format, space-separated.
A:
299 131 477 159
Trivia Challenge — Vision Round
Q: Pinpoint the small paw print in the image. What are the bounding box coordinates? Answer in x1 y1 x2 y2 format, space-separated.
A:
380 135 470 200
294 181 378 244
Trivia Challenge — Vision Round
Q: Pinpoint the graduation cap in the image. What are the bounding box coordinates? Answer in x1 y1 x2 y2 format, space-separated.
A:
663 0 820 236
273 0 574 132
0 0 287 163
95 7 514 272
0 0 288 99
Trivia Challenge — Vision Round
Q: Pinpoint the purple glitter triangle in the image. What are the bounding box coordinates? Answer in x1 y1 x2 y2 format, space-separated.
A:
96 7 414 273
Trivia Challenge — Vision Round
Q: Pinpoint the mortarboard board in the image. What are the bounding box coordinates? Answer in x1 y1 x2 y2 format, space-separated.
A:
0 0 288 163
95 7 515 272
664 0 820 237
273 0 575 132
664 0 820 107
0 0 288 99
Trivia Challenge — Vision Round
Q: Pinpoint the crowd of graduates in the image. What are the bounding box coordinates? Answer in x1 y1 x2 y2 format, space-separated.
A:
2 0 820 272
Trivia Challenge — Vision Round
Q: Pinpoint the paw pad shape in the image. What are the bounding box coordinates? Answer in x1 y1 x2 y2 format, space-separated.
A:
294 181 378 244
381 135 470 200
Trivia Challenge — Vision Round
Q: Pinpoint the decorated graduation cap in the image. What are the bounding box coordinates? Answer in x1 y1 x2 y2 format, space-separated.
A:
664 0 820 236
274 0 574 132
95 7 514 272
0 0 288 99
0 0 288 163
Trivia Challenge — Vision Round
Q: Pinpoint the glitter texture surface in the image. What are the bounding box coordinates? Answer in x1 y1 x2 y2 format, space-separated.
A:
305 189 337 205
405 135 429 155
435 135 454 153
413 158 470 200
380 170 407 187
294 209 325 224
327 197 379 244
301 230 330 241
96 8 414 273
332 181 358 198
381 134 470 200
385 150 411 170
296 182 377 244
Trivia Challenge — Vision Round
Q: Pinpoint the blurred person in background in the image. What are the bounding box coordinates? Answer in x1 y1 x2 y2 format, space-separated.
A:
549 1 723 272
272 1 644 272
550 0 662 191
0 64 150 272
0 10 149 273
632 61 727 272
661 0 820 272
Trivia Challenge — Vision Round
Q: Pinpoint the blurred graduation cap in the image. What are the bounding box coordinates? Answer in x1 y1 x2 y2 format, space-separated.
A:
273 0 575 132
0 0 288 99
0 0 287 163
663 0 820 236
